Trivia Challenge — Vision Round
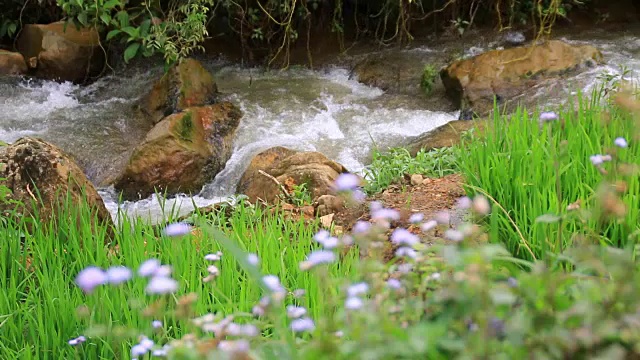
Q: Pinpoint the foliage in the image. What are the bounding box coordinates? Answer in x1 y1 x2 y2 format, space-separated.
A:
0 0 60 42
56 0 214 65
363 146 459 194
420 64 439 96
457 88 640 261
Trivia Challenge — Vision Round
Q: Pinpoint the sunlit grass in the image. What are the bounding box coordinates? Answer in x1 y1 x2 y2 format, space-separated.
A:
0 201 359 359
458 91 640 261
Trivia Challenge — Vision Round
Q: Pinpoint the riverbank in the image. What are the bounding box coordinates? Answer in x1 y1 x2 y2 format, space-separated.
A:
2 85 639 358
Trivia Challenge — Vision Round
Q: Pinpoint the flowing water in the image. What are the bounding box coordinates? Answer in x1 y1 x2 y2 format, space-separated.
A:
1 27 639 224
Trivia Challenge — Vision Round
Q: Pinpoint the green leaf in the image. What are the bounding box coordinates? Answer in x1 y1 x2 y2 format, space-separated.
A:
120 26 138 38
103 0 120 9
7 22 15 36
139 19 151 37
115 10 129 28
75 0 84 6
99 14 111 25
77 12 88 26
106 29 121 40
123 42 140 63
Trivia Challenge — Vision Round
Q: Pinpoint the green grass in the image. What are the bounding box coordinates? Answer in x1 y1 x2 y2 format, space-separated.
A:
458 91 640 261
363 147 459 194
0 201 358 359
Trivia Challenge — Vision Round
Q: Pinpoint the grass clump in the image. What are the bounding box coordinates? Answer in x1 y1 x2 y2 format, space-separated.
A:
363 147 459 194
458 89 640 261
420 64 439 96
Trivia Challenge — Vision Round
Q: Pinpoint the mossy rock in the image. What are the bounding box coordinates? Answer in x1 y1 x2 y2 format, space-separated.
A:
114 102 241 200
138 58 218 125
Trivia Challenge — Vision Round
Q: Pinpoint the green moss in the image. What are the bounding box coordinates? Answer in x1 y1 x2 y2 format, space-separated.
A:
178 111 194 141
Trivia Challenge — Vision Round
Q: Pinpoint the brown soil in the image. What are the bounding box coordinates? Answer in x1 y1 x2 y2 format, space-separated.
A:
332 174 465 232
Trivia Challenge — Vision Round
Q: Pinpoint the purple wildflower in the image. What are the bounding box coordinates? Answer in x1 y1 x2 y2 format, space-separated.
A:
390 228 419 246
75 267 108 294
539 111 558 122
138 259 161 277
290 318 316 333
409 213 424 224
614 137 628 148
163 222 192 237
106 266 132 285
345 297 364 310
145 276 178 295
335 173 361 191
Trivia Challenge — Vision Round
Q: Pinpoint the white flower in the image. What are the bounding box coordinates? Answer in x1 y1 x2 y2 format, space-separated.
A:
67 336 86 346
434 211 450 224
286 305 307 318
352 221 371 234
154 265 173 277
247 253 259 266
207 265 220 276
290 317 315 333
163 222 192 237
262 275 284 293
293 289 306 298
345 296 364 310
590 154 612 166
347 282 369 297
204 252 223 261
300 250 336 270
75 267 108 294
395 247 417 259
456 196 472 209
371 208 400 221
151 320 163 329
218 340 250 354
444 229 465 242
138 336 154 350
472 196 491 215
614 137 628 148
386 278 402 289
138 259 161 277
131 344 149 357
397 263 413 273
226 323 259 337
421 220 438 232
313 230 330 242
252 305 265 317
145 276 178 295
409 213 424 224
335 173 361 191
539 111 558 122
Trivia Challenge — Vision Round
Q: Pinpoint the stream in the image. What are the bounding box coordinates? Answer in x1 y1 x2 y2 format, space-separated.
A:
1 27 639 224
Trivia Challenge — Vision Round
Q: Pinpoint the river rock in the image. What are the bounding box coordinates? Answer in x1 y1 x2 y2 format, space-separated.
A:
139 58 218 125
16 21 104 83
237 147 349 204
440 40 604 116
0 50 28 75
351 56 415 92
114 102 241 200
406 119 488 156
0 137 113 230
